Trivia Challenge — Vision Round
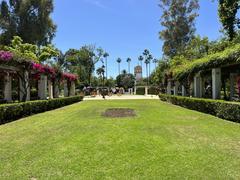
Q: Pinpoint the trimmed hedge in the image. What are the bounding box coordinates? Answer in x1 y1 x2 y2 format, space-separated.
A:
0 96 83 125
159 94 240 123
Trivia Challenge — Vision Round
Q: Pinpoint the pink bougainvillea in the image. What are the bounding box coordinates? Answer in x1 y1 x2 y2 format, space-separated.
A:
0 51 13 62
31 62 77 81
63 73 78 81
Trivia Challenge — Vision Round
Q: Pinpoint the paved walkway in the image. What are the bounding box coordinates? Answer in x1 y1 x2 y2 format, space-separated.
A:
83 95 159 101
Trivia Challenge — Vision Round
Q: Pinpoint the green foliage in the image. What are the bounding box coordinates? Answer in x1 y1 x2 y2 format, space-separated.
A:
159 0 199 58
159 94 240 123
65 46 105 85
151 60 169 85
0 96 83 125
116 71 135 89
0 0 56 45
3 36 59 63
172 43 240 81
218 0 239 40
136 87 145 95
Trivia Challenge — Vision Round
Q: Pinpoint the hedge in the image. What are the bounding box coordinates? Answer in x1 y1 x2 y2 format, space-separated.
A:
159 94 240 123
0 96 83 125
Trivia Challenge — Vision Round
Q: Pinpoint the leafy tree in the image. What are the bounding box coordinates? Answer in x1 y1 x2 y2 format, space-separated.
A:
65 46 104 85
116 70 135 89
0 0 56 46
218 0 240 41
96 65 105 86
151 60 169 86
159 0 199 58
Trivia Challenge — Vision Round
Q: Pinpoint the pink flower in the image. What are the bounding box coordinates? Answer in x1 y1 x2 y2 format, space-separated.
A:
0 51 13 62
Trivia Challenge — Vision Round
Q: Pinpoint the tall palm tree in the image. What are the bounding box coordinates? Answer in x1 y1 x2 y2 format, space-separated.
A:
116 58 122 75
148 54 153 77
126 57 131 74
153 58 158 69
138 55 144 69
103 52 109 79
144 58 150 86
96 65 105 86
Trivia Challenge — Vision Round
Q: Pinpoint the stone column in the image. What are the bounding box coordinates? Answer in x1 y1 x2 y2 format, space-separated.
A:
212 68 221 99
167 81 171 95
69 81 76 96
134 86 137 95
230 73 237 100
64 80 69 97
54 82 60 98
4 73 12 102
182 85 187 96
38 75 47 100
48 80 53 99
173 81 180 96
19 70 30 101
145 86 148 96
194 73 203 98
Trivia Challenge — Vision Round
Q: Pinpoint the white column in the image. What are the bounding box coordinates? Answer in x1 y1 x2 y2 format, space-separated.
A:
194 73 203 98
4 73 12 102
167 81 171 95
134 86 137 95
38 75 47 100
230 73 237 100
212 68 221 99
19 70 30 101
64 80 69 97
145 86 148 96
69 81 76 96
173 82 180 96
54 83 60 98
182 85 187 96
48 80 53 99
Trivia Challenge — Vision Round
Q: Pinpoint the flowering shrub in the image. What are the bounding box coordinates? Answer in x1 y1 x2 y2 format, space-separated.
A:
31 62 77 81
63 73 78 81
0 51 13 62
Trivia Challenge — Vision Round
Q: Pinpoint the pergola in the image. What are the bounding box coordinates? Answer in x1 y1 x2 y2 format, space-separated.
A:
166 44 240 100
0 51 77 103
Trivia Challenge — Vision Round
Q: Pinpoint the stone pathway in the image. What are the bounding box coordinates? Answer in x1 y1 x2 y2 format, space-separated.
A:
83 95 159 101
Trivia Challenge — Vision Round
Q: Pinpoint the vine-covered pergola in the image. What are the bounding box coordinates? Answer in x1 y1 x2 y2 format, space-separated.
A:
166 44 240 100
0 50 77 102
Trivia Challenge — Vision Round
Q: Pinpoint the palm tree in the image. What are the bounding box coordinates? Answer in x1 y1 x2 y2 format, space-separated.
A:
144 58 150 86
96 65 105 86
148 54 153 77
138 55 144 69
103 52 109 79
116 58 122 75
153 58 158 69
126 57 131 73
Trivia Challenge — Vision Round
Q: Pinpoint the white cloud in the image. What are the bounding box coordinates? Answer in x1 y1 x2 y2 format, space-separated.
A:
83 0 107 9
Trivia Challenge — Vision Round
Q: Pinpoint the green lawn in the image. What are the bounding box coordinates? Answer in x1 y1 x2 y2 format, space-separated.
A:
0 100 240 179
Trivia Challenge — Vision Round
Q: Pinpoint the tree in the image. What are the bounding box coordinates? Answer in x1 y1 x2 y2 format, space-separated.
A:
153 59 159 69
96 65 105 87
65 46 104 85
142 49 152 86
116 58 122 75
126 57 131 73
138 55 144 69
159 0 199 58
218 0 240 41
116 70 135 89
103 52 109 79
0 0 56 46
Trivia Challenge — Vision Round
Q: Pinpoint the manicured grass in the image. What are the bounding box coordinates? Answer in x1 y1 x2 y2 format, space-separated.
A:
0 100 240 179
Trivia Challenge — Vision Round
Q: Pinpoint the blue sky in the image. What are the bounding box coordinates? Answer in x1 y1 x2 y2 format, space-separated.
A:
52 0 222 78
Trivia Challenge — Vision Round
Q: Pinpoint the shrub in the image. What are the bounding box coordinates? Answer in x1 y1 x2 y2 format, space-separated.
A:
136 87 145 95
159 94 240 123
0 96 83 125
